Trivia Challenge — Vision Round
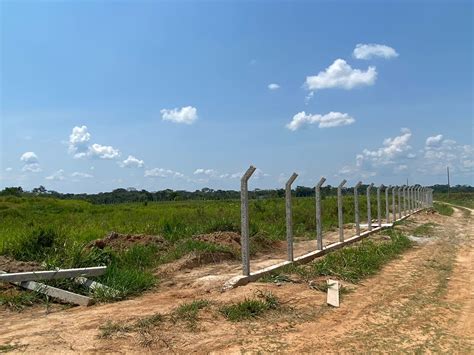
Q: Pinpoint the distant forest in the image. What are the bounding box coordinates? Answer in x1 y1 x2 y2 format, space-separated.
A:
1 184 472 205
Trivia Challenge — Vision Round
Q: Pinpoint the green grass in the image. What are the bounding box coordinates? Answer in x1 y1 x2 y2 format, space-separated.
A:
433 202 454 216
99 312 164 338
261 230 412 284
219 290 279 321
0 290 47 311
434 192 474 209
0 194 402 302
171 299 210 330
413 223 437 237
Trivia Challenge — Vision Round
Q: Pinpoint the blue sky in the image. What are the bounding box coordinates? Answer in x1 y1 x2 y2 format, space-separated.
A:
1 0 472 193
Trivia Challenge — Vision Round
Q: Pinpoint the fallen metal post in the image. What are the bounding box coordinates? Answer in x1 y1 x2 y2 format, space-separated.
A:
240 165 256 276
315 177 326 250
285 172 298 261
337 179 347 242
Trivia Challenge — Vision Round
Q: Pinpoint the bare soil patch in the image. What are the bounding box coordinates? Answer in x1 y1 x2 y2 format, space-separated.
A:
87 231 168 251
193 231 241 252
0 256 42 273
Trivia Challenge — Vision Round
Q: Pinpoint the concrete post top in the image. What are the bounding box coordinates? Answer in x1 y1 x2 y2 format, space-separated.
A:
285 172 298 187
379 184 385 189
316 177 326 188
338 179 347 188
355 181 363 188
241 166 256 182
368 183 374 189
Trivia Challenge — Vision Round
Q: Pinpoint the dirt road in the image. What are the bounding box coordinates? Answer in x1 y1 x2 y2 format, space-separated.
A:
1 206 472 353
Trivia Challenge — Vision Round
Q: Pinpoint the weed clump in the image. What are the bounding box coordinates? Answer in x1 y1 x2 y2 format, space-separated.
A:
171 299 210 330
219 290 279 322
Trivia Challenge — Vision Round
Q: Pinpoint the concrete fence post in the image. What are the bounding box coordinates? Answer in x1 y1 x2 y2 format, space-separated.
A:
315 177 326 250
377 184 384 228
240 165 256 276
337 179 347 242
354 181 363 236
386 185 391 223
408 186 413 213
285 172 298 262
398 186 402 220
392 186 397 222
402 186 407 216
367 183 374 231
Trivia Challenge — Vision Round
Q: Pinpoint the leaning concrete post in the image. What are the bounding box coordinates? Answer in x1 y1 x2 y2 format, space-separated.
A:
367 183 374 231
240 165 256 276
285 172 298 261
337 179 347 242
377 184 383 228
354 181 363 236
386 185 391 223
392 186 397 222
315 177 326 250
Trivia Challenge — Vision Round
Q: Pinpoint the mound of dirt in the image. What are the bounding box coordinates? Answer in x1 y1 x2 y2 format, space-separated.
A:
193 231 241 252
88 232 168 251
0 255 43 273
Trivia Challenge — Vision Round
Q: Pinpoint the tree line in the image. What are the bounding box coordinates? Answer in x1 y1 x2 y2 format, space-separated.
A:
0 184 472 204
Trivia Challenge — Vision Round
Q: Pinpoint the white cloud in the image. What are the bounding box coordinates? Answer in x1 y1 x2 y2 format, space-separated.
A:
144 168 185 178
5 167 12 172
421 135 473 175
71 172 93 178
20 152 41 172
268 83 280 90
353 43 399 60
20 152 38 164
425 134 443 147
46 169 65 181
68 125 91 158
88 143 120 160
161 106 198 124
286 111 355 131
67 126 120 160
305 59 377 93
338 128 413 178
120 155 144 168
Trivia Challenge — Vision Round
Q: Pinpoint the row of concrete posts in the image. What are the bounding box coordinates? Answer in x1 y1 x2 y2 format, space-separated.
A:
240 165 434 276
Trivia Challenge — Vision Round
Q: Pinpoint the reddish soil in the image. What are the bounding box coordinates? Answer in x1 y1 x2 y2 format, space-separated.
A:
193 231 241 252
0 256 42 273
87 231 168 251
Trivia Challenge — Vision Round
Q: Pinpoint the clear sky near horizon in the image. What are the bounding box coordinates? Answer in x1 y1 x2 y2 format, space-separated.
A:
1 0 473 193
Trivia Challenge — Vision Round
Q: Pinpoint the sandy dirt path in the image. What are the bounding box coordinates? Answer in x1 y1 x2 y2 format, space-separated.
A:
0 207 472 353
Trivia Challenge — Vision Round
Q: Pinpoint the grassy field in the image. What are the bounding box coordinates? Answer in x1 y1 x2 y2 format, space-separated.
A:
433 192 474 209
0 190 445 303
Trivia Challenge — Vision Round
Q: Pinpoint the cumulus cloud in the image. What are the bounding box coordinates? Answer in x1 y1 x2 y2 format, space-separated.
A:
268 83 280 90
68 125 91 158
5 167 12 172
161 106 198 124
353 43 399 60
304 59 377 93
88 143 120 160
20 152 41 172
68 126 120 160
420 135 473 175
71 172 93 178
144 168 185 178
286 111 355 131
193 168 218 177
338 128 413 178
46 169 65 181
425 134 443 147
120 155 145 168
